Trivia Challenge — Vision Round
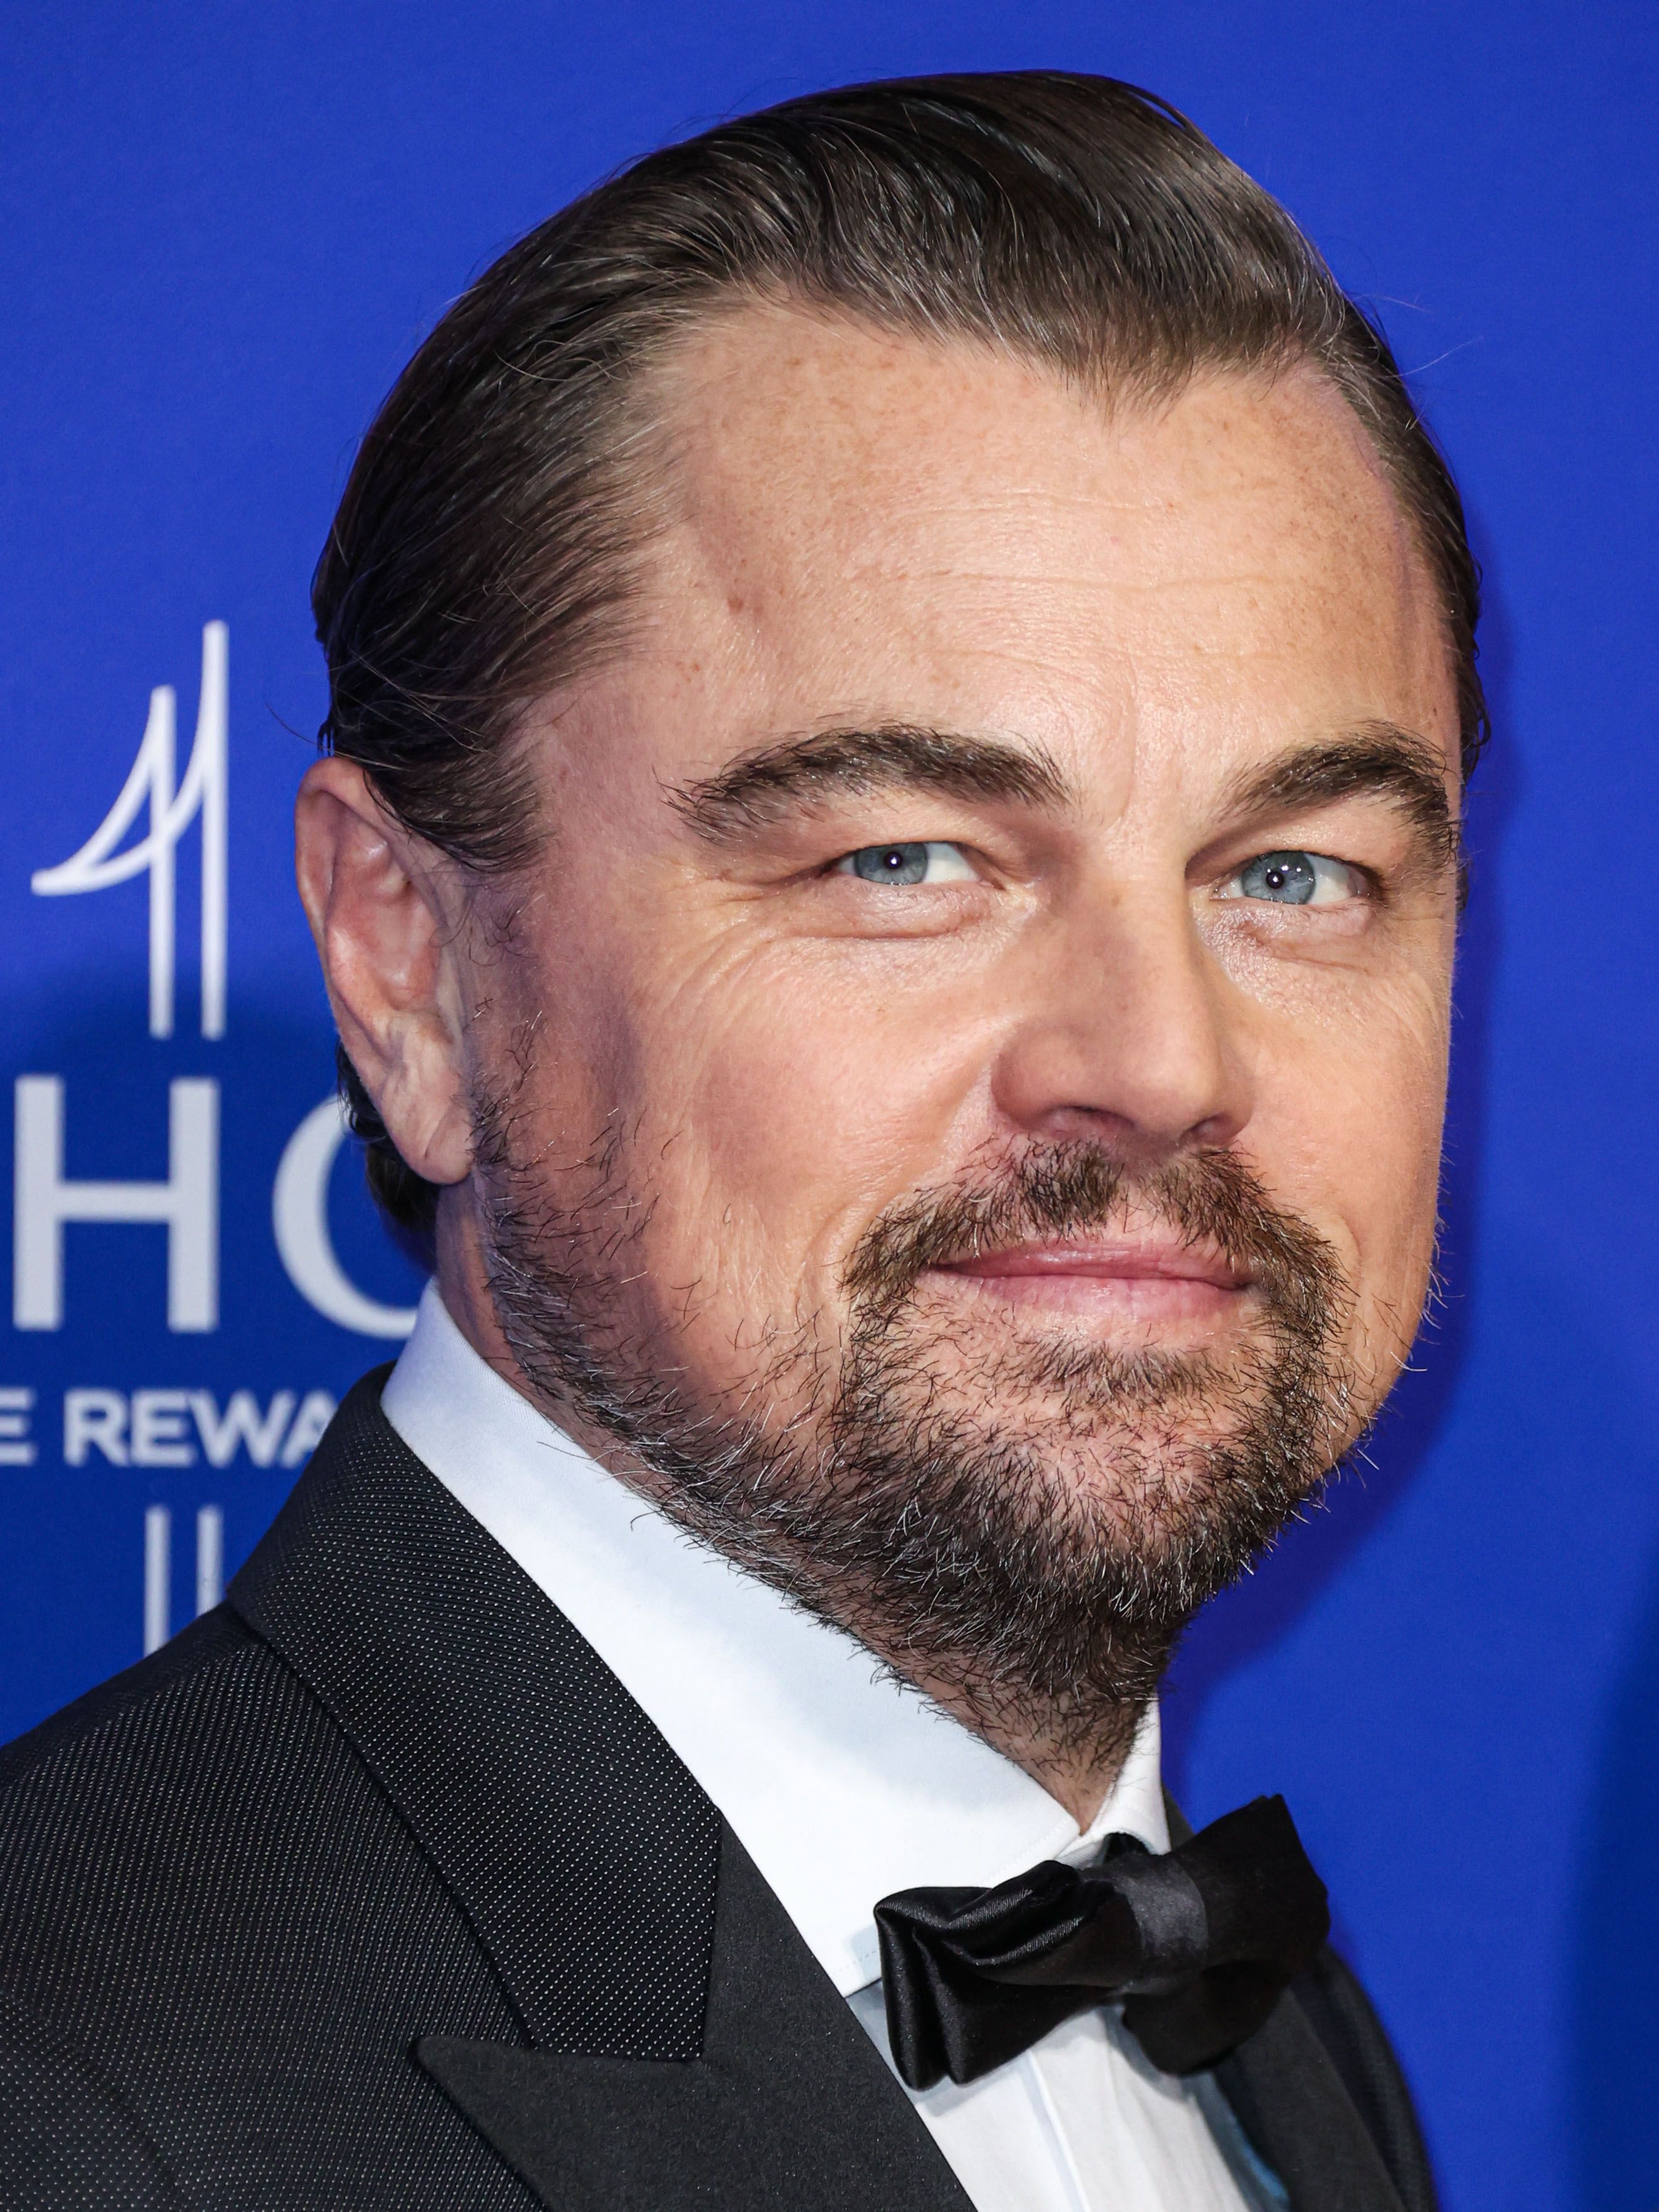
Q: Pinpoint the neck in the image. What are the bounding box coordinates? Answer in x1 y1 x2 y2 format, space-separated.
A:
867 1664 1143 1829
434 1218 1145 1833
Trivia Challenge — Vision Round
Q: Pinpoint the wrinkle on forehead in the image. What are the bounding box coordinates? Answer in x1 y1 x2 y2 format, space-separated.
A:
538 302 1458 814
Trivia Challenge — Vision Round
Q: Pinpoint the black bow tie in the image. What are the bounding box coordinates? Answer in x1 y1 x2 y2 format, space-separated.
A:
874 1794 1329 2090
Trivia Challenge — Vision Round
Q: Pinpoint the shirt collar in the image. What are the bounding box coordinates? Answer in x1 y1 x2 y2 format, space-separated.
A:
382 1282 1169 1997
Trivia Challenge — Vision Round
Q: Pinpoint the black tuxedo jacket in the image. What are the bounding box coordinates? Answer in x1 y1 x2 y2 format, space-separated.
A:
0 1373 1436 2211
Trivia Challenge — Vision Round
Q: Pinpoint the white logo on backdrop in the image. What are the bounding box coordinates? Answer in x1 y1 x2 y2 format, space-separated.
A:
11 620 419 1654
32 621 228 1041
16 620 415 1341
13 1075 217 1331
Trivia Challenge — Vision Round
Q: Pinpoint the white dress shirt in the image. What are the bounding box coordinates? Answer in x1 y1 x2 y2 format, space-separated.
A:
383 1284 1281 2212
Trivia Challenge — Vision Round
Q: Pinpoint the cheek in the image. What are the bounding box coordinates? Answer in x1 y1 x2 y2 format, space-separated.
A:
1248 967 1449 1361
611 935 1000 1322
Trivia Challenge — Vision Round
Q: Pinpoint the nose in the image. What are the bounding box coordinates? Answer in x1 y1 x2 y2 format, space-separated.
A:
990 881 1249 1161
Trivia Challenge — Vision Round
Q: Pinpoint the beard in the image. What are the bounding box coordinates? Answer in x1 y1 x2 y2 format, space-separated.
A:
474 1079 1361 1773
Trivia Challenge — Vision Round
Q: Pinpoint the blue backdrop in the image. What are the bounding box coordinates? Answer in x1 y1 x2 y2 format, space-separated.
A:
3 6 1655 2207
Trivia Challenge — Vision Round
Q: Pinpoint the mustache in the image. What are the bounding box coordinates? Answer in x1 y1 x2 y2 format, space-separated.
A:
843 1144 1344 1332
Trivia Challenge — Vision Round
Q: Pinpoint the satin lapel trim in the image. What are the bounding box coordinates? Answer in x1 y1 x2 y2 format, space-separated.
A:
419 1827 974 2212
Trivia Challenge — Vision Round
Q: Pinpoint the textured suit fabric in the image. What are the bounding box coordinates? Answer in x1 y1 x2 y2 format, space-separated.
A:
0 1372 1436 2211
416 1836 973 2211
0 1610 536 2211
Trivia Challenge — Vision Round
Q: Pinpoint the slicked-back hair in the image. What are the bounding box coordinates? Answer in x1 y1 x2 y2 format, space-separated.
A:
316 70 1485 1250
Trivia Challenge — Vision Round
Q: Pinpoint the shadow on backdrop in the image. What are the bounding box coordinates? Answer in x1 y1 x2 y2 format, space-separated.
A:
1575 1522 1659 2208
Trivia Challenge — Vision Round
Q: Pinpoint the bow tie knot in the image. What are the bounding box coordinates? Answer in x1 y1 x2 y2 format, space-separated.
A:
874 1795 1329 2089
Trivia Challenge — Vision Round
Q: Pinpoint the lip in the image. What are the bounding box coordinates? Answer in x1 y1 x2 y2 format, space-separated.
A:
935 1238 1251 1290
924 1236 1253 1325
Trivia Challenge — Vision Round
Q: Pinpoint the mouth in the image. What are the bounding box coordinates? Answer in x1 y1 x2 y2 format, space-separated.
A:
927 1235 1254 1327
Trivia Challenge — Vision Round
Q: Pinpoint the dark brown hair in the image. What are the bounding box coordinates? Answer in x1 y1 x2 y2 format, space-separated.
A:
315 70 1485 1251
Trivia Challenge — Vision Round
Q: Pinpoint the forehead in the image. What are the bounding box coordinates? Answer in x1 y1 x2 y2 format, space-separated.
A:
605 304 1458 791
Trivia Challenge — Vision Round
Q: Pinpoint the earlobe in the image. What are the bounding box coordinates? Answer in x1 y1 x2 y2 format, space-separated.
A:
294 758 474 1189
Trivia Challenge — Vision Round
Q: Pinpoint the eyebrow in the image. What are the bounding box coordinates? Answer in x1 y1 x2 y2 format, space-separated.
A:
669 724 1071 841
1224 723 1459 866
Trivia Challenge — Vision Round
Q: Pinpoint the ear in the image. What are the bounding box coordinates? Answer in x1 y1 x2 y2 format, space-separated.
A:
294 757 473 1188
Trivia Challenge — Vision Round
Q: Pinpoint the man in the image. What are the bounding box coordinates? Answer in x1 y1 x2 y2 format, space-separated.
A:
0 72 1473 2211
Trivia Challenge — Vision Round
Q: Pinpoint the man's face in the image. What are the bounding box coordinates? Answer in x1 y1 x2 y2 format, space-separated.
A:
447 308 1460 1766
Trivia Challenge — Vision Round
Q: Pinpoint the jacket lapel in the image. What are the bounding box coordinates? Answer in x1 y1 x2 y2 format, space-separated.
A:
1164 1797 1417 2212
227 1368 720 2056
1216 1997 1409 2212
227 1372 969 2211
419 1829 973 2211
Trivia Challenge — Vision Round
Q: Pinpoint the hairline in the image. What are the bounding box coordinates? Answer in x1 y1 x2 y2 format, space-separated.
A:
470 296 1466 873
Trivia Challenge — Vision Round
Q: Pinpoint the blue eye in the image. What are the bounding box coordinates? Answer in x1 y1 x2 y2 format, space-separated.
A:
838 842 974 885
1242 851 1316 904
1227 850 1358 907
